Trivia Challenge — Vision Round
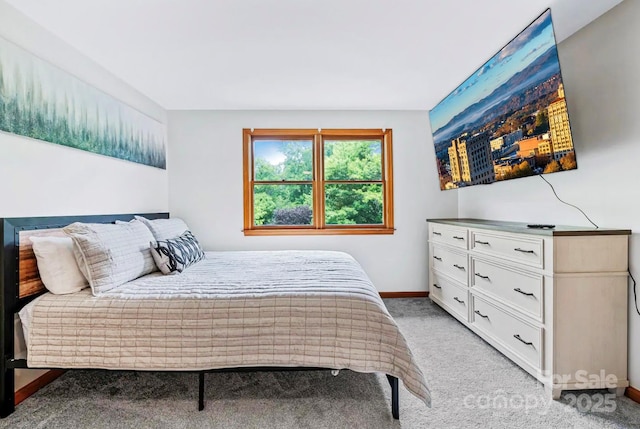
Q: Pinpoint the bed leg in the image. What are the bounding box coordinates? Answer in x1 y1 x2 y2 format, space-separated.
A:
0 365 15 418
198 372 205 411
386 375 399 420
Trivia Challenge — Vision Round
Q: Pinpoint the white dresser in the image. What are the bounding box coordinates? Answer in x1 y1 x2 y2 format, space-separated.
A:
427 218 630 398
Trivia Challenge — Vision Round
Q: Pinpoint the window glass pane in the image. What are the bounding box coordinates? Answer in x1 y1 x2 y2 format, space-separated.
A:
324 184 383 225
324 140 382 181
254 184 313 226
254 140 313 181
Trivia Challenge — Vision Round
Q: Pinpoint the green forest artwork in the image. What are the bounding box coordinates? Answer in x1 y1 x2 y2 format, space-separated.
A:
254 140 383 226
0 36 166 169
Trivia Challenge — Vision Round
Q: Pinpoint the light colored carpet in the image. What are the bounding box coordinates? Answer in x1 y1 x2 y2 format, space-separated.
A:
1 299 638 428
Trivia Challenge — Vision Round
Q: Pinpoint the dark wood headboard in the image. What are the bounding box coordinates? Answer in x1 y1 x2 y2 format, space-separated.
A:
0 212 169 416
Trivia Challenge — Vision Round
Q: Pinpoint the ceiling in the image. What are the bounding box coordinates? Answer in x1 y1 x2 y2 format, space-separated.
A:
5 0 623 110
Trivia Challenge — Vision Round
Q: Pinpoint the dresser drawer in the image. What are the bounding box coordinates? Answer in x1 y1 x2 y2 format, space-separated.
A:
471 230 543 268
431 245 468 284
431 272 468 320
430 224 468 250
471 295 542 369
471 258 543 319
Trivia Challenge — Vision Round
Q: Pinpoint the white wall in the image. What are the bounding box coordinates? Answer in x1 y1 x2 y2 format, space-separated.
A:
0 0 169 390
168 110 457 292
458 0 640 389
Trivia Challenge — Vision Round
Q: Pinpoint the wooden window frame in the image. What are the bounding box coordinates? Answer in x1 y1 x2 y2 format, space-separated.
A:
243 128 394 236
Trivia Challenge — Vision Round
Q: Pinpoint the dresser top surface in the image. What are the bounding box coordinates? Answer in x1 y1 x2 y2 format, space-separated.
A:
426 218 631 237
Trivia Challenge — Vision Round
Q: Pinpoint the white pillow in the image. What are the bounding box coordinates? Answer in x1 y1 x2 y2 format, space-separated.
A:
30 236 88 294
135 216 189 241
64 220 157 295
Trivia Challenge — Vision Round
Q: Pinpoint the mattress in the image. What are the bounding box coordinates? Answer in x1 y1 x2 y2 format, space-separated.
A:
20 250 431 406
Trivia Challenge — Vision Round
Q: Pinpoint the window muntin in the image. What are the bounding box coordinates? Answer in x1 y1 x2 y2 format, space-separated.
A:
243 129 393 235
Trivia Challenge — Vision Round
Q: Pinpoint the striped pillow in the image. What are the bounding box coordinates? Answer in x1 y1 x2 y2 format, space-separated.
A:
64 220 157 295
135 216 189 241
151 231 205 274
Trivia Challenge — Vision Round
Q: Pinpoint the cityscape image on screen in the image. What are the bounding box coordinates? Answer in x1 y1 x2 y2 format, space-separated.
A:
429 9 577 191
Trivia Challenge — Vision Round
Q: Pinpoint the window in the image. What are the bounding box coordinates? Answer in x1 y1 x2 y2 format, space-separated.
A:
243 128 394 235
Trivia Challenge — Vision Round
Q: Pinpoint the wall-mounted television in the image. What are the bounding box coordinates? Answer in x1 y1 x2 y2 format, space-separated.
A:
429 9 576 191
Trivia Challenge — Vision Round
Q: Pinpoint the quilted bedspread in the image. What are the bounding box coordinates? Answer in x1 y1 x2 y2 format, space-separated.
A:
24 250 431 406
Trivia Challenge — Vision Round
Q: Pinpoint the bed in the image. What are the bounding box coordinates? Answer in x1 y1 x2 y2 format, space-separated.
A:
1 213 430 419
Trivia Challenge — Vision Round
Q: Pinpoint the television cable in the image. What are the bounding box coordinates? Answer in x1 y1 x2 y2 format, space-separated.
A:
540 175 639 316
539 175 598 228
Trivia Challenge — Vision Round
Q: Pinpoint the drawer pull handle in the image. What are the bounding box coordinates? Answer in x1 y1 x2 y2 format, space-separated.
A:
433 256 442 261
453 264 466 271
513 334 534 347
433 284 442 289
475 240 490 245
475 273 490 280
453 297 465 305
514 248 536 254
433 231 442 236
453 236 465 240
513 288 535 297
474 310 489 319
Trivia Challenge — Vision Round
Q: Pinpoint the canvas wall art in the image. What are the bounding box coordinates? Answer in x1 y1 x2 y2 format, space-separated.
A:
0 36 166 169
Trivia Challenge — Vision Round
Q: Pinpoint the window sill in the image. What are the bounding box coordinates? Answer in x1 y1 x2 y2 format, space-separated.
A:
243 227 395 236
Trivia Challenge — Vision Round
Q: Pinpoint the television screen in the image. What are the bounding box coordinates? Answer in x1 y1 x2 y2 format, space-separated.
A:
429 9 576 191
